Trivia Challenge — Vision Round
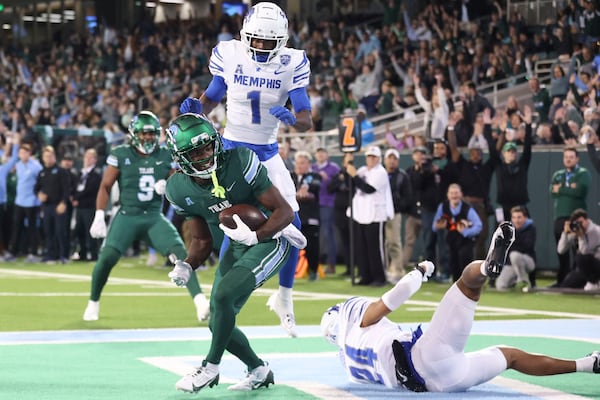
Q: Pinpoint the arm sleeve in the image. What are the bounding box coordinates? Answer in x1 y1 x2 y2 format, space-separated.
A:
204 75 227 103
587 144 600 173
289 87 311 113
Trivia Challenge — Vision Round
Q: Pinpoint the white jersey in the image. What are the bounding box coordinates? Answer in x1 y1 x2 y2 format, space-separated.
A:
336 296 412 389
209 40 310 145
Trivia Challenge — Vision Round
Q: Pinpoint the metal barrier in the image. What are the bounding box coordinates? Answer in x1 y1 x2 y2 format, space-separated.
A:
506 0 561 26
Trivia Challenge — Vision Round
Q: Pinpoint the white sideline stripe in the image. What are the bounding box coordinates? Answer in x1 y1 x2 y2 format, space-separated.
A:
140 354 363 399
490 376 592 400
1 268 600 319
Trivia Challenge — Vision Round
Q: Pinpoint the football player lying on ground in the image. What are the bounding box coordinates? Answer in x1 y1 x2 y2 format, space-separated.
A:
321 222 600 392
164 113 306 392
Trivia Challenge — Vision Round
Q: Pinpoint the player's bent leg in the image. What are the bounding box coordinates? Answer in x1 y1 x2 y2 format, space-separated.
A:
498 346 586 375
268 213 300 337
424 347 507 392
205 266 255 365
84 245 121 321
225 327 264 368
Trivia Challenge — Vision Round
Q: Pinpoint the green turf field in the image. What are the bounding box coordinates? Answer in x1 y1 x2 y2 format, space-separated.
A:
1 257 599 331
1 256 599 400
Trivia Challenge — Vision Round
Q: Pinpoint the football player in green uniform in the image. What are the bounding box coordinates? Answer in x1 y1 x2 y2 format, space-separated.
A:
164 113 298 393
84 111 209 322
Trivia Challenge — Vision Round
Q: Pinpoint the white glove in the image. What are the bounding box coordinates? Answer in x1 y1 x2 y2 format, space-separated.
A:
219 214 259 246
89 210 107 239
274 224 307 249
154 179 167 195
417 261 435 282
168 260 192 287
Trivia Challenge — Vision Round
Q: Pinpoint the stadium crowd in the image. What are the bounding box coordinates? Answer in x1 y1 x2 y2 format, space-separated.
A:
1 0 600 292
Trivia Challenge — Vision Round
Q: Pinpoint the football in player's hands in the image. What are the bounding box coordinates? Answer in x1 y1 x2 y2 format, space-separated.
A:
219 204 267 231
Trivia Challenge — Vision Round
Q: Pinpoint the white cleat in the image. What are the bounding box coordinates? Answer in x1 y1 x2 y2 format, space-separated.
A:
228 364 274 391
266 292 297 337
83 300 99 321
194 293 210 322
175 364 219 393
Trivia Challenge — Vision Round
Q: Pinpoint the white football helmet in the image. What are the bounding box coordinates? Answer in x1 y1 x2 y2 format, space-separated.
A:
240 2 289 64
320 304 341 346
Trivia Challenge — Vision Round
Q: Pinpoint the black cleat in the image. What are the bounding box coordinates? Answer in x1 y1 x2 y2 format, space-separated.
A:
485 222 515 278
590 351 600 373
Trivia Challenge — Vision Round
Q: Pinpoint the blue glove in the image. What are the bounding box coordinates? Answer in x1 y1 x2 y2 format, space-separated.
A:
269 106 296 126
180 97 203 114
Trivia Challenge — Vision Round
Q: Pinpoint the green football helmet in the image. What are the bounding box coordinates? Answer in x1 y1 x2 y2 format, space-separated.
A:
128 111 161 154
166 113 225 178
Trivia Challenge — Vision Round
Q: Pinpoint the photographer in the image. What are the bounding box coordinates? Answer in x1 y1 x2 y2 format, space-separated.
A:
557 209 600 290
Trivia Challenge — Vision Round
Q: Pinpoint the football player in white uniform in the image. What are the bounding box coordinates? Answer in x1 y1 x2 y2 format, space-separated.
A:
321 222 600 392
180 2 311 337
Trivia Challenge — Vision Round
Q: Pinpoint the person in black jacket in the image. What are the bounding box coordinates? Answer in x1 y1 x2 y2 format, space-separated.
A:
72 148 102 261
34 145 71 263
327 152 354 276
492 106 533 222
383 148 412 283
495 206 537 292
403 146 437 269
291 151 322 281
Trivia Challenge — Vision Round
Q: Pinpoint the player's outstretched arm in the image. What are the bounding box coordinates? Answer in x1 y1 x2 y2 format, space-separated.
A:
360 262 434 327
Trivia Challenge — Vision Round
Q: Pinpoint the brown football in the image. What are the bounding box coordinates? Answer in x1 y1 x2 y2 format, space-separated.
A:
219 204 267 231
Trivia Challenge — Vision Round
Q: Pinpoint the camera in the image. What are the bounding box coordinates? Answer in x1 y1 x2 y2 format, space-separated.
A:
569 220 581 232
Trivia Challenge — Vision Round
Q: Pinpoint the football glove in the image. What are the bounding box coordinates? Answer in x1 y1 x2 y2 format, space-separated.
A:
219 214 259 246
269 106 296 126
168 260 193 287
89 210 107 239
179 97 203 114
273 224 307 249
154 179 167 195
417 260 435 282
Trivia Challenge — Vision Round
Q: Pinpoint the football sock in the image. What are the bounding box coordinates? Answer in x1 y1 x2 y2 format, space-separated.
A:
381 270 423 311
575 354 596 372
186 272 202 297
206 267 255 365
278 286 293 305
278 212 300 288
90 246 121 301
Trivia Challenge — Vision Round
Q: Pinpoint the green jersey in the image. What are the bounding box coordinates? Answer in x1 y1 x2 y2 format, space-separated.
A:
165 147 272 248
106 144 173 213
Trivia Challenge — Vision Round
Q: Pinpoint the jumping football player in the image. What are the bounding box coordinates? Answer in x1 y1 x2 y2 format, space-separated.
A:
179 1 312 337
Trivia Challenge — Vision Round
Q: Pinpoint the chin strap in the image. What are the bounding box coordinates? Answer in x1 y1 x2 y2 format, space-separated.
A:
210 170 226 198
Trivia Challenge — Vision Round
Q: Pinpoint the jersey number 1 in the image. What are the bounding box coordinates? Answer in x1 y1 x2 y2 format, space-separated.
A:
247 91 261 124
